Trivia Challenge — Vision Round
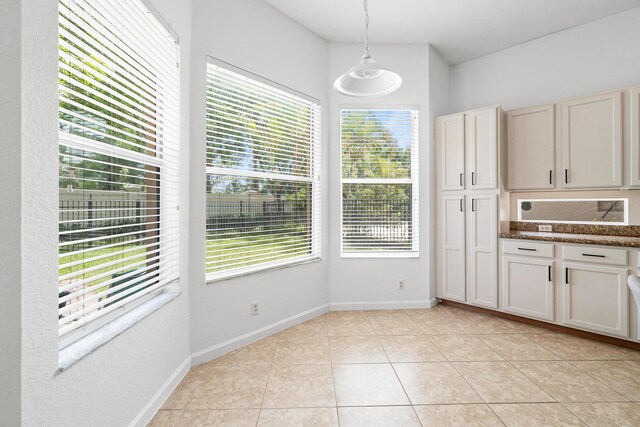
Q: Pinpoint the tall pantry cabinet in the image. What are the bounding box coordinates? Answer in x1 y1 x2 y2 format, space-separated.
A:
436 106 506 309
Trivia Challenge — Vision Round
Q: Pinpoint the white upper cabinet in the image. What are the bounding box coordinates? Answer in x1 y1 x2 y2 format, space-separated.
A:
439 195 466 302
466 107 498 190
560 91 623 189
506 105 555 191
466 194 498 309
630 87 640 188
438 114 465 191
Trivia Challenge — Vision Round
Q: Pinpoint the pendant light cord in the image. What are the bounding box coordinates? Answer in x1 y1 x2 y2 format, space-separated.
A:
362 0 370 59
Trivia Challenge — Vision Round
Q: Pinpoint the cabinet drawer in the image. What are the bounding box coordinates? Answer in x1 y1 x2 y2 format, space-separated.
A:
562 245 628 266
502 240 554 258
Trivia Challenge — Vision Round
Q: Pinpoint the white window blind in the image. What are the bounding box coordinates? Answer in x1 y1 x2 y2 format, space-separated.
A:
341 109 419 256
205 61 321 280
58 0 180 343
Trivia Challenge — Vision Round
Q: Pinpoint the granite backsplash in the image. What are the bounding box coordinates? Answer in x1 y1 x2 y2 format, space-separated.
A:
509 221 640 237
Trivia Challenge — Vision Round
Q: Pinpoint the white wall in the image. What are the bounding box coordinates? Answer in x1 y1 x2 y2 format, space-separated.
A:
18 0 192 425
427 46 451 302
450 7 640 112
189 0 330 358
0 0 22 424
327 43 433 308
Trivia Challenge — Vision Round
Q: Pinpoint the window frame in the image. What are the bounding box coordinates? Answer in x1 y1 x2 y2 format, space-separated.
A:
205 57 322 282
339 106 420 258
57 0 181 350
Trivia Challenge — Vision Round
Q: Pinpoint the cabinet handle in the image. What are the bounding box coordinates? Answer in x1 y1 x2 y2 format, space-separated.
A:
549 170 553 185
517 247 537 252
548 265 552 282
472 198 475 212
565 268 569 284
471 172 475 185
459 198 463 212
459 173 463 187
564 169 568 184
582 253 605 258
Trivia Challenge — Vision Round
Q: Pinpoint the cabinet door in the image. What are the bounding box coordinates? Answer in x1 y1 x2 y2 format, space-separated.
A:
561 91 622 188
506 105 555 190
502 256 554 321
466 107 498 190
562 263 629 338
630 87 640 188
467 194 498 309
439 195 466 302
438 114 465 191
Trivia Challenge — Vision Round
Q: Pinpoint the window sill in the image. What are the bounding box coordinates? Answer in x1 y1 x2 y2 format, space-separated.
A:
341 252 420 259
57 288 181 373
206 256 321 284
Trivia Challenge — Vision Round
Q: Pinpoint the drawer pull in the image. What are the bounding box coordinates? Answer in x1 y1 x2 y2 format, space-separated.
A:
582 253 605 258
549 170 552 185
459 172 463 187
565 268 569 284
472 198 475 212
471 172 475 185
518 247 537 251
548 265 552 282
459 198 463 212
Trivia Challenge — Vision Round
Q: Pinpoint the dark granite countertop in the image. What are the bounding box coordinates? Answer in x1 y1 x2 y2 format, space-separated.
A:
499 230 640 248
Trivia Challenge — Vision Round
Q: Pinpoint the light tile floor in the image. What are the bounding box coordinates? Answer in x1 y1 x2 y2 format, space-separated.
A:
150 305 640 426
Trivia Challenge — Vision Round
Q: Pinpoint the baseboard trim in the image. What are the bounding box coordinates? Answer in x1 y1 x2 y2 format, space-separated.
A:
190 303 330 366
129 356 191 427
329 300 433 311
440 299 640 351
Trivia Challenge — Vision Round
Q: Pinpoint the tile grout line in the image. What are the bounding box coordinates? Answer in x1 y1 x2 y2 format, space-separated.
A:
256 336 279 425
380 340 424 427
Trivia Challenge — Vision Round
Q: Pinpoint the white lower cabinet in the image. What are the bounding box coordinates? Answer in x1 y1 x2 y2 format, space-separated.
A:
562 262 629 338
438 193 498 307
466 194 498 309
502 256 554 321
439 195 466 302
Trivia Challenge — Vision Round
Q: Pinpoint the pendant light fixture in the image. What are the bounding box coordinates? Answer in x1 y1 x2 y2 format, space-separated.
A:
333 0 402 97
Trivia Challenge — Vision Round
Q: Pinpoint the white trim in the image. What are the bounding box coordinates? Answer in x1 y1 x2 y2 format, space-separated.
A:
206 256 321 283
517 197 629 225
207 56 320 105
329 300 433 311
205 166 313 183
341 252 420 259
128 356 190 427
58 290 180 371
190 303 329 365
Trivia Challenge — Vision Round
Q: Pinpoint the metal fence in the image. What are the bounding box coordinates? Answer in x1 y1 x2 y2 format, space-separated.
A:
206 200 309 231
342 199 412 243
59 200 151 251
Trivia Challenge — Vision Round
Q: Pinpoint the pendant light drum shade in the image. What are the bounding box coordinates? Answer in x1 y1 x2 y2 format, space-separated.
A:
334 56 402 97
333 0 402 97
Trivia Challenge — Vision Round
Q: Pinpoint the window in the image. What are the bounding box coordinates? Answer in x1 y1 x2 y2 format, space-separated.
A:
518 198 628 225
341 109 419 256
58 0 180 344
205 61 321 280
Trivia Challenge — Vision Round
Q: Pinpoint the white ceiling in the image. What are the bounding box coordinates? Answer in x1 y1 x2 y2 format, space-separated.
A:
264 0 640 64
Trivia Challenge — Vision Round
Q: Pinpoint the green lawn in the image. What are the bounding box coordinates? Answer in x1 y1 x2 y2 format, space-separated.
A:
59 229 310 283
206 229 309 273
59 244 147 286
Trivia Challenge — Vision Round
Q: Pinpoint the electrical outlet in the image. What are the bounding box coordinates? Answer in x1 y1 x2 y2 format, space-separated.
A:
538 224 552 232
251 301 259 315
398 279 405 290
